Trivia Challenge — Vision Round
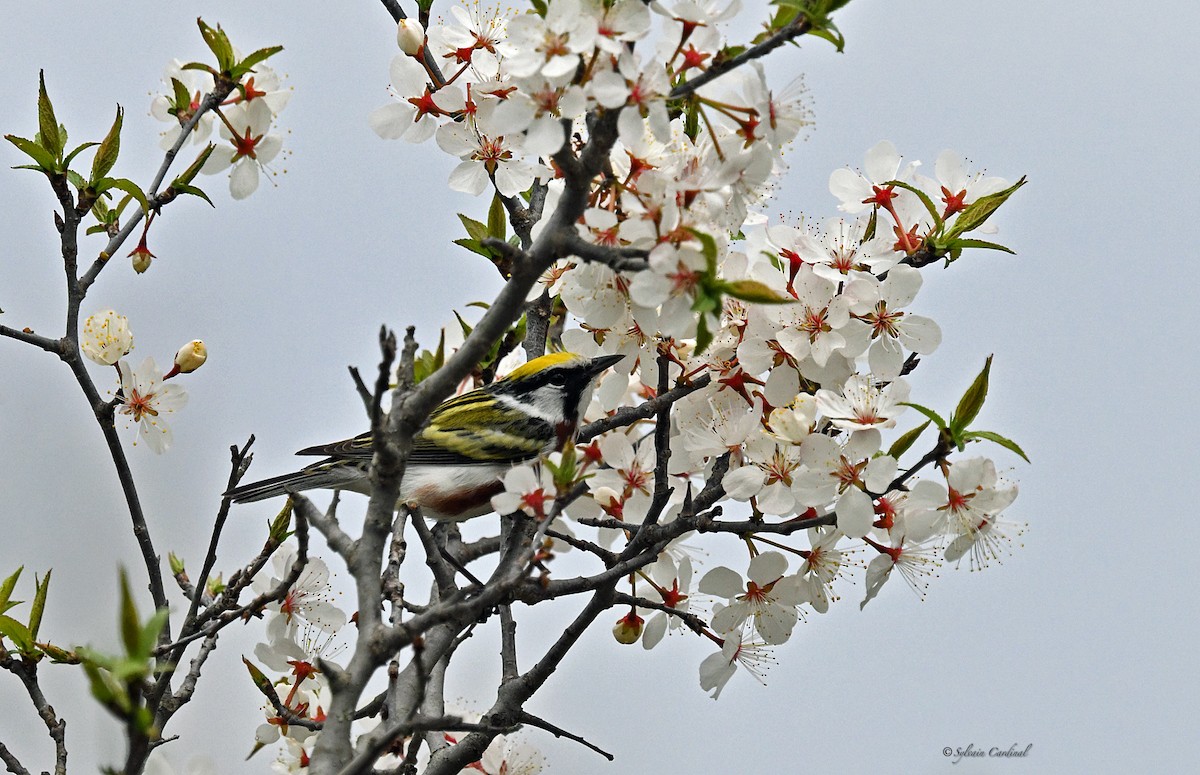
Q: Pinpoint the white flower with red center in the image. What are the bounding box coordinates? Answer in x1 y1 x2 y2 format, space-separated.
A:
859 534 941 609
792 430 893 537
230 62 291 118
588 0 651 54
254 549 347 634
116 357 187 453
916 149 1010 221
937 457 1020 566
815 374 910 432
875 478 946 544
843 264 942 381
201 101 283 199
370 54 464 143
588 432 655 500
487 74 586 156
436 122 544 196
81 309 134 366
698 628 775 700
641 553 693 649
504 0 599 81
723 436 804 516
492 463 556 519
699 552 807 644
828 139 919 215
150 59 216 150
799 527 847 613
774 266 869 369
943 512 1026 572
431 3 515 80
674 391 762 472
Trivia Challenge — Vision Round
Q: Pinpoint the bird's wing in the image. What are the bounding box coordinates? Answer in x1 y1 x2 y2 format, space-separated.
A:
294 389 554 466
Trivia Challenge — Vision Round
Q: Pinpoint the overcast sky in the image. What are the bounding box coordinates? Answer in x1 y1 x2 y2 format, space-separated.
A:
2 0 1197 773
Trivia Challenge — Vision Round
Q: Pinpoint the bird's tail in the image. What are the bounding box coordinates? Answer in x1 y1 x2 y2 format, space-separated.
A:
225 460 365 503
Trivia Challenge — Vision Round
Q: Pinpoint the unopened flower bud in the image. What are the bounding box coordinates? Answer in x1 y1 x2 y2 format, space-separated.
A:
129 237 155 274
612 610 644 645
396 18 425 56
206 573 225 597
168 552 186 576
81 309 134 366
173 340 208 374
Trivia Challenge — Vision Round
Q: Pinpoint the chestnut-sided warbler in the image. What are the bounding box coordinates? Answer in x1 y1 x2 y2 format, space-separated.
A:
226 352 623 520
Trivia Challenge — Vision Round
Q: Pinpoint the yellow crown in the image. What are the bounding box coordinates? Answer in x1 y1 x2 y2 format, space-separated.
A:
502 351 587 381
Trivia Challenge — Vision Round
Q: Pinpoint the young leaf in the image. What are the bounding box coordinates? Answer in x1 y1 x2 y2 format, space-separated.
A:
886 179 943 229
487 193 507 240
29 569 51 641
174 144 215 187
118 570 140 655
721 279 794 304
38 71 63 160
0 567 22 610
950 355 992 435
91 106 124 181
234 45 285 76
898 401 948 431
947 237 1016 255
942 176 1027 240
95 178 149 216
5 134 56 171
457 213 490 244
0 615 34 652
961 430 1030 463
887 420 930 459
63 141 100 169
171 183 215 207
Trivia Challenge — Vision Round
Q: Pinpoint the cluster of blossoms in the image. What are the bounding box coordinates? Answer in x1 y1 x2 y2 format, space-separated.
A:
371 0 1027 697
246 546 543 772
80 309 206 453
151 56 291 199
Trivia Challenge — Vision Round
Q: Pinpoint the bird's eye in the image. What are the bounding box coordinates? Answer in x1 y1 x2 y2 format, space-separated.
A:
548 372 568 387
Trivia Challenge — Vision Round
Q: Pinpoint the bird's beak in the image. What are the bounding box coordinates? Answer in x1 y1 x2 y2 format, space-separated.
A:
587 353 625 377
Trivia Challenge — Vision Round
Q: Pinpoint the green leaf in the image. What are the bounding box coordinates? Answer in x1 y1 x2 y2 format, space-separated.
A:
37 71 63 160
694 315 713 354
95 178 149 215
242 656 275 695
173 144 215 187
118 571 139 655
688 228 719 275
457 213 489 244
66 170 87 192
137 608 169 659
487 193 507 240
961 430 1030 463
943 176 1027 241
181 62 219 77
721 279 794 304
171 77 191 112
91 106 124 181
28 569 50 641
171 183 214 207
5 134 56 171
197 18 235 72
898 402 948 431
0 615 34 652
862 207 878 242
0 567 22 610
63 141 100 168
234 45 285 76
945 237 1016 255
887 180 943 229
887 420 930 459
950 355 992 436
453 237 489 258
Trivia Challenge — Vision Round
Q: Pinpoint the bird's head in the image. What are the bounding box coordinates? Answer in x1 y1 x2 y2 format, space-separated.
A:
493 352 625 426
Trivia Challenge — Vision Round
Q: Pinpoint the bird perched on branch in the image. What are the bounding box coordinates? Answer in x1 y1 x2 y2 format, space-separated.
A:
226 351 624 520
